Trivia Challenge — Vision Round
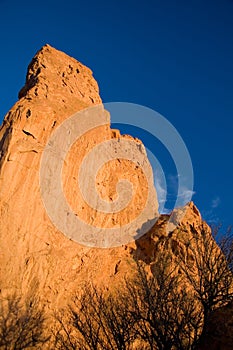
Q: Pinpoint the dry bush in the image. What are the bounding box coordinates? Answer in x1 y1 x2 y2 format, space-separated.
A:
54 226 233 350
178 225 233 330
0 294 48 349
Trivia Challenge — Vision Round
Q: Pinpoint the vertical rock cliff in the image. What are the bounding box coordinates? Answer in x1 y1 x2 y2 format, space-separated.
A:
0 45 159 306
0 45 228 335
1 45 232 350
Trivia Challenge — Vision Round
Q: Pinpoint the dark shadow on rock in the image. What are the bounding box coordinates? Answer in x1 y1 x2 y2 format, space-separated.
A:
130 213 171 265
198 301 233 350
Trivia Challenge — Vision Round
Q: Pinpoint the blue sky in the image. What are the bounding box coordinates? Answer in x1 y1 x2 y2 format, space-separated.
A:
0 0 232 227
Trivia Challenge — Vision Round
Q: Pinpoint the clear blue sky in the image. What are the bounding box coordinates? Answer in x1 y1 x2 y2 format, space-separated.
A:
0 0 232 227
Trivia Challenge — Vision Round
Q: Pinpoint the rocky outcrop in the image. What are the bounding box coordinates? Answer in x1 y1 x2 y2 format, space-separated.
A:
1 46 230 348
0 45 158 307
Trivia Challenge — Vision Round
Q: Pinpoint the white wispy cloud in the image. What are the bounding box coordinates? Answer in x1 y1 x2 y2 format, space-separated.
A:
201 196 221 225
153 171 195 213
154 175 167 205
167 174 195 206
202 209 220 225
177 187 196 204
211 196 221 209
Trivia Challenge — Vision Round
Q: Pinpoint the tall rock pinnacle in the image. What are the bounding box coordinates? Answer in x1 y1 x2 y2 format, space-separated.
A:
0 45 158 304
0 45 230 349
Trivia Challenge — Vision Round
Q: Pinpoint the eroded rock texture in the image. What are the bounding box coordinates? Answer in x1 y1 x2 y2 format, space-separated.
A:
0 45 159 307
1 46 230 349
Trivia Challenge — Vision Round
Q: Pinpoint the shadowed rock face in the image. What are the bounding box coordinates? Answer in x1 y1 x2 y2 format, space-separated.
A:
198 301 233 350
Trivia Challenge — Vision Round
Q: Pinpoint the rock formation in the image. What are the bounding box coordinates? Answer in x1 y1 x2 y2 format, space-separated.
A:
0 44 159 306
0 45 232 348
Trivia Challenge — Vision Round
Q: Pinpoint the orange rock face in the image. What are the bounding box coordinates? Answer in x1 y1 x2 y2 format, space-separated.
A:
0 45 159 306
0 45 222 326
2 45 232 350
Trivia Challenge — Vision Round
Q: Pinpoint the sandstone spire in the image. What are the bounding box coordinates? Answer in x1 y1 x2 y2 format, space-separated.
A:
0 45 231 349
0 45 158 303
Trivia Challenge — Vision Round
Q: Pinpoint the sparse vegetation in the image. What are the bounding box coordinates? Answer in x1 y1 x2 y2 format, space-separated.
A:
54 225 233 350
178 225 233 340
0 294 48 349
0 226 232 349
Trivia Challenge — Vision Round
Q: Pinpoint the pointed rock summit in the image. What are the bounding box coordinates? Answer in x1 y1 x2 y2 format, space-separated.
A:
18 44 101 104
0 44 102 168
